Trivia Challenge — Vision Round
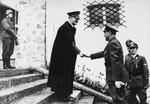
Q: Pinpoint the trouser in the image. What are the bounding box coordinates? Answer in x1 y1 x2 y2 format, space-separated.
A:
2 38 14 68
126 87 148 104
108 84 127 104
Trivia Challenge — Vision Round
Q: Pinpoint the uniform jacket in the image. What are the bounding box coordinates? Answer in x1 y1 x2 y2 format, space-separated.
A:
47 21 80 94
90 36 128 84
125 54 149 88
1 17 17 40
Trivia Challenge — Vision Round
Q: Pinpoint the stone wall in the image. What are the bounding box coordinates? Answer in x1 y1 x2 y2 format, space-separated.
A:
16 0 46 68
1 0 46 68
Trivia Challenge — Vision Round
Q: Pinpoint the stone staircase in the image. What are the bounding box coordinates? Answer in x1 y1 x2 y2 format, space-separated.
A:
0 68 109 104
0 68 47 104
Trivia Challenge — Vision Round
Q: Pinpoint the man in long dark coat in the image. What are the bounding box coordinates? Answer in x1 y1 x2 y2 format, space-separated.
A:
84 23 128 104
47 11 81 101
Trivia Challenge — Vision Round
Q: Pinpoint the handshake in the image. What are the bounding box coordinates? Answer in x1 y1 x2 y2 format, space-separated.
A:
79 52 91 58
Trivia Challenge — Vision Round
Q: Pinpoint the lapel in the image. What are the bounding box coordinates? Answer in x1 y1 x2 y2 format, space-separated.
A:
104 37 116 55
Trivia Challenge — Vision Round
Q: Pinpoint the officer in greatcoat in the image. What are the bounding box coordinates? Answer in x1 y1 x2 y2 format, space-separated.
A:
1 9 18 69
125 40 149 104
84 23 128 104
47 11 83 101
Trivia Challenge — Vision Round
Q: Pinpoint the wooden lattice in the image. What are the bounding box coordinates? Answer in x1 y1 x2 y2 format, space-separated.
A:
83 0 126 30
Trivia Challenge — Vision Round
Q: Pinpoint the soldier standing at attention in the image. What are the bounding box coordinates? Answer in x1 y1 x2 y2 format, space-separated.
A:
1 9 18 69
125 40 149 104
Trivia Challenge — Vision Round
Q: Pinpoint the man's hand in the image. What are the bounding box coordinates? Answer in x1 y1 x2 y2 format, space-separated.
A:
115 81 125 88
79 52 84 57
83 54 90 58
79 52 90 58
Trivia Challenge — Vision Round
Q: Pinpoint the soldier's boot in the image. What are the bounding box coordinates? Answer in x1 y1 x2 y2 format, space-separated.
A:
7 59 16 69
3 59 9 69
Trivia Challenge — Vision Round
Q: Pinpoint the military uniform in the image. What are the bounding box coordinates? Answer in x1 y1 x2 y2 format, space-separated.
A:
125 53 149 104
1 9 17 69
90 24 128 104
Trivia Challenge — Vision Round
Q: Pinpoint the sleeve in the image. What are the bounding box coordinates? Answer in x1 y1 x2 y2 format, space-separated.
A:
109 41 123 81
142 56 149 88
109 41 121 64
90 51 104 60
72 42 80 54
125 56 127 69
2 19 17 39
123 55 130 83
125 55 129 72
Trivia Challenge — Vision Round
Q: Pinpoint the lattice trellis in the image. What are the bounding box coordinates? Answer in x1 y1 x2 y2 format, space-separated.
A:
83 0 126 30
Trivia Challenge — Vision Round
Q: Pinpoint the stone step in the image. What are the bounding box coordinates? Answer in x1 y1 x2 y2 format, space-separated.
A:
11 88 53 104
94 102 108 104
93 97 109 104
0 79 47 104
0 58 15 69
10 88 81 104
77 96 94 104
0 73 44 90
73 81 112 103
0 68 35 78
37 90 81 104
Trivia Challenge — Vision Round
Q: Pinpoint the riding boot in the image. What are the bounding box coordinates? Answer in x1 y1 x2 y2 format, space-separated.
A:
3 59 9 69
7 59 16 69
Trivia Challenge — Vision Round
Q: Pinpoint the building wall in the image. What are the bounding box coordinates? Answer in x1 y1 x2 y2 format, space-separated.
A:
46 0 150 73
46 0 150 102
1 0 149 70
0 0 46 68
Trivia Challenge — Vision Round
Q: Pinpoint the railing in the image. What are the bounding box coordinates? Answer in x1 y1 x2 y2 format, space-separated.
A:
33 67 113 103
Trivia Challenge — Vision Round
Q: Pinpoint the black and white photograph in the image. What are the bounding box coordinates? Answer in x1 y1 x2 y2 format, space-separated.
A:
0 0 150 104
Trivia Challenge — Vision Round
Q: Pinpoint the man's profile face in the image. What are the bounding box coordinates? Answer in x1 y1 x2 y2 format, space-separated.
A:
8 13 13 18
71 15 80 26
104 31 110 41
129 47 137 55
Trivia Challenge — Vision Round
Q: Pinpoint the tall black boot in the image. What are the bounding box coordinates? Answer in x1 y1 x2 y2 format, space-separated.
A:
3 59 9 69
7 59 16 69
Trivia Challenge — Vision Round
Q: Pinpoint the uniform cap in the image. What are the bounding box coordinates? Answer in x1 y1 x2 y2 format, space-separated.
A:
103 23 118 32
67 11 80 17
5 9 13 15
129 42 138 49
126 39 133 48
